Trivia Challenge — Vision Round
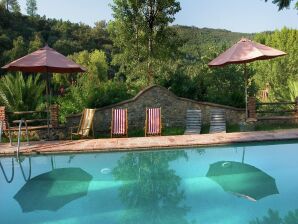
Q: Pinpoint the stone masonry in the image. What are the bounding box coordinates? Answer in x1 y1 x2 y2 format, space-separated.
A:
50 105 59 128
247 97 257 119
66 85 245 135
0 106 8 130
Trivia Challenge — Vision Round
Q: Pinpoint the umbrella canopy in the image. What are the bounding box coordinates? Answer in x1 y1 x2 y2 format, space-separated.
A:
208 38 286 119
208 38 286 67
2 45 86 73
1 45 86 136
206 161 279 201
14 167 92 212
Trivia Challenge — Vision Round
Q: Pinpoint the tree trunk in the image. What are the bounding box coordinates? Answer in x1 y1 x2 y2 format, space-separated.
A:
147 34 153 85
147 0 155 85
135 0 140 61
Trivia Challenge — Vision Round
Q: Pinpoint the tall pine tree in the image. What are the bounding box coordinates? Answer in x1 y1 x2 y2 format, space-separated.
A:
26 0 37 16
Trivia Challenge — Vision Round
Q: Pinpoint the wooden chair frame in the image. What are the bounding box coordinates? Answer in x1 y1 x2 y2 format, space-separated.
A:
70 109 95 140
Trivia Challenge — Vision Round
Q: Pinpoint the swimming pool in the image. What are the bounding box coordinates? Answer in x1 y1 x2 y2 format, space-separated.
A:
1 141 298 224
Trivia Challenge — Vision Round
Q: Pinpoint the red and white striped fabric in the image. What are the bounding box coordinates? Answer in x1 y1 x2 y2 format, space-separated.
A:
147 108 161 135
112 109 127 135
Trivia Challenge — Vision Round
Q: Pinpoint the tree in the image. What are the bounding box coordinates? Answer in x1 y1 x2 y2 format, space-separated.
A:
253 28 298 101
52 49 108 93
26 0 37 16
0 0 20 12
5 36 27 61
112 150 190 224
250 208 298 224
28 33 43 52
265 0 298 10
110 0 181 86
69 50 108 82
56 50 132 122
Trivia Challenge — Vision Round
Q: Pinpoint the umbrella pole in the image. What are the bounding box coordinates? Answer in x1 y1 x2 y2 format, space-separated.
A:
244 64 248 120
45 73 50 138
242 147 245 163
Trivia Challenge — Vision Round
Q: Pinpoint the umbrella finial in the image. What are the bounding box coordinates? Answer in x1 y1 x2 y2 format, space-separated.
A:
42 43 51 50
239 37 250 43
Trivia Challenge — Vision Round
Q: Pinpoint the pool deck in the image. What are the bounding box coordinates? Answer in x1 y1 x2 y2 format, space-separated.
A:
0 129 298 156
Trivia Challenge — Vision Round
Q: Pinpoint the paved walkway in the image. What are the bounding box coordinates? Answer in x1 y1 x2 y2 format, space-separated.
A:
0 129 298 156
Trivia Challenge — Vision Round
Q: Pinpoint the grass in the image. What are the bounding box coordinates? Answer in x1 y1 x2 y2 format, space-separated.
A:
254 123 298 131
200 124 241 133
97 127 185 138
96 122 298 138
1 123 297 142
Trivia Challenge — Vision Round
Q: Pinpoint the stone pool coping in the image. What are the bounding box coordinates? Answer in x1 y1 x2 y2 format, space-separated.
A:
0 129 298 156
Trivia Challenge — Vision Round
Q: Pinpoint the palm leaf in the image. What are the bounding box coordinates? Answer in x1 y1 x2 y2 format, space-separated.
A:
0 72 45 112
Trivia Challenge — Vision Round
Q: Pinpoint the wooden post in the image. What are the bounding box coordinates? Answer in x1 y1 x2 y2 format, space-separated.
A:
247 97 256 120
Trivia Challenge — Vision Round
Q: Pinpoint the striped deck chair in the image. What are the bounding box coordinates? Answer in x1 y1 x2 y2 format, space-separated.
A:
111 108 128 138
145 107 162 136
70 109 95 140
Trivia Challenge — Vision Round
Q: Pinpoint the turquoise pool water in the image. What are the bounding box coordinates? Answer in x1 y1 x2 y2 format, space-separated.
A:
1 141 298 224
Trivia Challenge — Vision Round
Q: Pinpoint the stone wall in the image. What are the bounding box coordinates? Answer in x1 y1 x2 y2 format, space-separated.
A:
4 127 67 141
66 85 245 135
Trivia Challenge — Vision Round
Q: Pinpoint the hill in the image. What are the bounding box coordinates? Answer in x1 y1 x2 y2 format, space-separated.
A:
0 7 255 71
174 25 254 46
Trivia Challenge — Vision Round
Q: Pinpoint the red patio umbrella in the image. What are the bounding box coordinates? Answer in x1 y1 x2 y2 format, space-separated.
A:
2 45 86 136
2 45 86 73
208 38 286 119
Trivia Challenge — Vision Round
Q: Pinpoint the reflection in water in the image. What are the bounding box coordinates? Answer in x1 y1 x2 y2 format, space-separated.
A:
14 167 92 212
18 156 32 182
0 158 14 183
113 150 191 224
67 155 76 163
249 208 298 224
206 161 279 201
0 156 32 183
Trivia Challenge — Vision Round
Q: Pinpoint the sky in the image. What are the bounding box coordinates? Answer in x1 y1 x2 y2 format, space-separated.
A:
18 0 298 33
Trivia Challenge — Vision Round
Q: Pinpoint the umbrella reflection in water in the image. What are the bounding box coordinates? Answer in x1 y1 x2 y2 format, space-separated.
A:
14 167 92 212
206 148 279 201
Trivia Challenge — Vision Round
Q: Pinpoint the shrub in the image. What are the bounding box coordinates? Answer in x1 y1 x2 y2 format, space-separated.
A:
57 77 132 123
0 72 45 111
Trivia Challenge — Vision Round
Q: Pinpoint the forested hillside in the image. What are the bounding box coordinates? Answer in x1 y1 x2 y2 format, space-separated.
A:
174 25 254 50
0 5 252 76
